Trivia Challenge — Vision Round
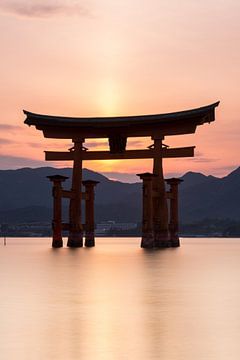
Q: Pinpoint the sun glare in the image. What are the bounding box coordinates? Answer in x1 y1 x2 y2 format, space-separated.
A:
89 160 122 172
98 79 120 116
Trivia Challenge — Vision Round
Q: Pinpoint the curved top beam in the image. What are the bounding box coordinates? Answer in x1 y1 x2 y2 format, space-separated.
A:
23 102 219 139
24 102 219 127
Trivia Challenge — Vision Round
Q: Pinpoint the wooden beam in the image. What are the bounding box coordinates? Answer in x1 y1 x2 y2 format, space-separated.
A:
45 151 74 161
45 146 195 161
163 147 195 158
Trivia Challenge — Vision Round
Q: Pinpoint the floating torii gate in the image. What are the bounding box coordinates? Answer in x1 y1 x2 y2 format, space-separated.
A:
24 101 219 248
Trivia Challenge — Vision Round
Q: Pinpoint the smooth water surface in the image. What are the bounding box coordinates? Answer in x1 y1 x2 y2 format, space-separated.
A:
1 237 240 360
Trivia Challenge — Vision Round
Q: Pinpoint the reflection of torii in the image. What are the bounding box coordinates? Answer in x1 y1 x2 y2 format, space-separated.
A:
24 101 219 248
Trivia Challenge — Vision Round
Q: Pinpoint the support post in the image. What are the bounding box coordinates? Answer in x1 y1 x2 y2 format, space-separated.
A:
166 178 183 247
137 173 156 248
47 175 68 248
82 180 99 247
152 137 170 247
67 140 84 247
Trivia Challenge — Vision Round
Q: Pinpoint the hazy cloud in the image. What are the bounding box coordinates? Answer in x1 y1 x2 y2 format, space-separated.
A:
0 155 46 169
84 139 149 150
127 140 148 148
27 142 45 149
190 157 219 163
0 124 22 131
175 152 219 164
0 138 14 145
84 141 108 149
0 0 90 19
27 141 72 149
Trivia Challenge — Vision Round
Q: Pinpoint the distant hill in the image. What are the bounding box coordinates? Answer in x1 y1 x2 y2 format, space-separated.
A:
179 167 240 222
0 166 239 224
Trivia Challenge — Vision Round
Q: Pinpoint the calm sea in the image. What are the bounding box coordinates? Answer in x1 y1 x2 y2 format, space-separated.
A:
1 237 240 360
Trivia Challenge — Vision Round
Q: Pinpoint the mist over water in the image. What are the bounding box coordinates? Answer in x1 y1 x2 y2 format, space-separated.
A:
1 238 240 360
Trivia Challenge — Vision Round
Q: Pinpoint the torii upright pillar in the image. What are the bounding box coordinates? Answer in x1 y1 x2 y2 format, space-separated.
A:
166 178 183 247
67 140 84 247
152 137 170 247
137 173 157 248
47 175 68 248
82 180 99 247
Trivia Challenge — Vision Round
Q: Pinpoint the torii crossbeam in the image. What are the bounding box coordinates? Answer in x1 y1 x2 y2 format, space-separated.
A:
45 146 195 161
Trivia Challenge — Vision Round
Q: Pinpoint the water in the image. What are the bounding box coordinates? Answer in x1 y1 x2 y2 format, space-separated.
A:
1 237 240 360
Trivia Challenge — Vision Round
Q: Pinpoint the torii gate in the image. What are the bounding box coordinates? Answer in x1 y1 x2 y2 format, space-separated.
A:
24 101 219 248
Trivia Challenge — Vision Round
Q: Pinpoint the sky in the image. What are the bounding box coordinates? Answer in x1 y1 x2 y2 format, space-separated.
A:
0 0 239 182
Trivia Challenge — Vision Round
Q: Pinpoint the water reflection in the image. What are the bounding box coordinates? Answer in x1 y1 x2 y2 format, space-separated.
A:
1 238 240 359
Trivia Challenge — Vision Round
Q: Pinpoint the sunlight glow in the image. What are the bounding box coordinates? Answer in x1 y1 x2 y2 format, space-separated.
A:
98 79 120 116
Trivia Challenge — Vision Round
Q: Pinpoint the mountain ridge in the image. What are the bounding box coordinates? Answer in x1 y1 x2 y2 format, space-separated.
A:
0 166 239 224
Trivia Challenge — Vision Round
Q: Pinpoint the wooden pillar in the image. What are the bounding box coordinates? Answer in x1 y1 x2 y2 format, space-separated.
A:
137 173 156 248
166 178 183 247
152 137 170 247
47 175 68 248
82 180 99 247
67 140 84 247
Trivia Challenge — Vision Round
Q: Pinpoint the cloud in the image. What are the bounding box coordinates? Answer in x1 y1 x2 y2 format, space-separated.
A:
190 157 219 163
0 138 14 145
127 140 148 148
0 0 90 19
174 152 219 164
84 140 108 150
0 124 22 131
0 155 46 169
27 141 72 149
27 142 46 149
84 139 149 151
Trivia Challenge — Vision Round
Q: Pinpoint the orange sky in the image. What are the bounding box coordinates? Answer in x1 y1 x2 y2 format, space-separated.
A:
0 0 239 182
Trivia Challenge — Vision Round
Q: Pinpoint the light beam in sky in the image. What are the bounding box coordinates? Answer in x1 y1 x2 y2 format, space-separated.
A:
97 79 120 116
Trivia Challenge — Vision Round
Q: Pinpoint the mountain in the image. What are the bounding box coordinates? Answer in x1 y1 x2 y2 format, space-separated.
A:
0 166 239 224
179 167 240 222
0 167 140 209
0 167 141 223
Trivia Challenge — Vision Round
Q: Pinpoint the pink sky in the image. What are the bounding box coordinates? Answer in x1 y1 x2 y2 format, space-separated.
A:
0 0 239 182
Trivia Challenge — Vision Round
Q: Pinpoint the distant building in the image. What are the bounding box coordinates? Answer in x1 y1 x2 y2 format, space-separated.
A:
96 221 137 235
